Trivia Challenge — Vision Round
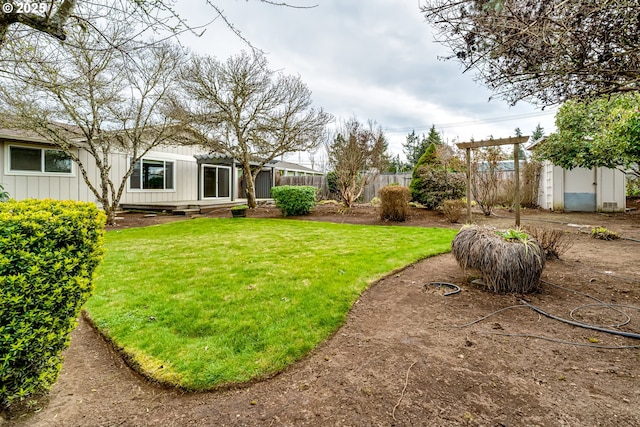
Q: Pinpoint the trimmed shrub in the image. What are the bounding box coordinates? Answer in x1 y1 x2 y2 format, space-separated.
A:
0 199 106 410
271 185 317 217
410 142 466 209
379 185 410 221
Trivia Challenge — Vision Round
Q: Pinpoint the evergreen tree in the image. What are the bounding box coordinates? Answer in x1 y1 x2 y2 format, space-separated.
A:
425 125 443 147
409 142 465 209
531 123 545 141
403 125 442 168
513 127 527 161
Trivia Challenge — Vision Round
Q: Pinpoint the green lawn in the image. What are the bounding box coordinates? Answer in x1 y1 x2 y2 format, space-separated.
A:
86 218 456 390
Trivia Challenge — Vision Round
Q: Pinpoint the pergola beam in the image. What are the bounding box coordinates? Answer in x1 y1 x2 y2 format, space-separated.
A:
455 136 529 149
455 136 530 227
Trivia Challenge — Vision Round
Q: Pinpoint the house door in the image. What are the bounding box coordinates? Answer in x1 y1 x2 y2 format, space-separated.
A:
202 165 231 199
564 167 596 211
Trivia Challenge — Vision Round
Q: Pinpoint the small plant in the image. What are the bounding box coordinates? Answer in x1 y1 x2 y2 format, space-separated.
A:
523 226 574 259
442 199 465 223
369 197 381 206
591 226 620 240
0 184 9 202
379 185 410 221
230 205 249 217
271 185 316 217
496 228 530 242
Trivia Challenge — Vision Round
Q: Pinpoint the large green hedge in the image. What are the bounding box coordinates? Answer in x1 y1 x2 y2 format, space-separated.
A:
0 199 106 409
271 185 317 217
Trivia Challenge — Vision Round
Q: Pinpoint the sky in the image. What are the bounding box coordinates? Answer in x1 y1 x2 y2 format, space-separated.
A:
176 0 558 167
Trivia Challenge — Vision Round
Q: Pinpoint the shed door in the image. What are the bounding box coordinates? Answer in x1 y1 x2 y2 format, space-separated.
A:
564 167 596 211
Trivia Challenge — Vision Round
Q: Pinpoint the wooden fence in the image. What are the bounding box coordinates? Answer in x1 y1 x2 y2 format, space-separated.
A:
278 173 412 203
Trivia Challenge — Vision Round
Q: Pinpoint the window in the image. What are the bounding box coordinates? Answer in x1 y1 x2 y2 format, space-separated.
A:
130 158 175 190
9 145 73 174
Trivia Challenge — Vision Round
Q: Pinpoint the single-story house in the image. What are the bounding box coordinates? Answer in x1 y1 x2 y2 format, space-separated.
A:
528 139 626 212
273 160 324 177
0 128 320 211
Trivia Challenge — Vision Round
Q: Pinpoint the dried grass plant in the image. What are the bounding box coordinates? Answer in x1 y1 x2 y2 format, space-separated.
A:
522 225 574 259
451 226 545 293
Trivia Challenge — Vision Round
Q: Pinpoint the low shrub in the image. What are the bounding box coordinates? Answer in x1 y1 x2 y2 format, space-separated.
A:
379 185 410 221
442 199 466 223
0 199 105 410
591 226 620 240
522 226 574 259
271 185 317 217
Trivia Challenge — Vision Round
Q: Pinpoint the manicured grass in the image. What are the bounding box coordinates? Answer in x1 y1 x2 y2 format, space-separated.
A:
86 218 456 390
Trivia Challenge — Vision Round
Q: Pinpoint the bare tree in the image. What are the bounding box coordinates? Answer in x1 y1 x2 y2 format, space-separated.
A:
0 17 191 225
470 146 505 216
420 0 640 105
326 117 389 208
174 50 332 208
0 0 315 50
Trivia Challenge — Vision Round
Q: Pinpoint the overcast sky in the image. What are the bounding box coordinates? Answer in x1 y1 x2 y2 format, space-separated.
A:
177 0 557 165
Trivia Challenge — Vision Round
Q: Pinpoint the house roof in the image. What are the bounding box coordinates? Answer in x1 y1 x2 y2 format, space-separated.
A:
194 154 321 173
194 152 234 162
526 136 546 150
0 125 84 145
273 160 322 174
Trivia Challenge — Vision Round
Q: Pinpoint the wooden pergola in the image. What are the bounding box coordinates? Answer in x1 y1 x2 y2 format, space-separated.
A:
455 136 530 227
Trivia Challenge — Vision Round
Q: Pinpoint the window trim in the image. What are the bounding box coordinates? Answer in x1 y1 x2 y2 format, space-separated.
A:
5 144 75 177
128 156 176 192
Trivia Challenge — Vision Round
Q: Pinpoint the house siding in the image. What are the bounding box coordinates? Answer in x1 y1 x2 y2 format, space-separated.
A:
1 139 208 206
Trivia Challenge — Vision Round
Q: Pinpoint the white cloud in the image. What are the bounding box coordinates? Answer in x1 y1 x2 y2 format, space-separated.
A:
176 0 557 162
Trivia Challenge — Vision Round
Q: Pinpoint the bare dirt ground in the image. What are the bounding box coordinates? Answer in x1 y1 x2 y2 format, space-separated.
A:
3 202 640 427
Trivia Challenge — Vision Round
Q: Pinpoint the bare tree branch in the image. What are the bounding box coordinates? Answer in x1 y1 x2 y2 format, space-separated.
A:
0 14 191 225
420 0 640 105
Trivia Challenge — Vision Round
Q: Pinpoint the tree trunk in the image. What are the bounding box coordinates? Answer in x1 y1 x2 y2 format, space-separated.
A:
103 203 117 227
244 164 257 208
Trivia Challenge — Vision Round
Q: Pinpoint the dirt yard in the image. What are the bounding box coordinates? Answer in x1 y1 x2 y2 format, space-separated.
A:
3 202 640 427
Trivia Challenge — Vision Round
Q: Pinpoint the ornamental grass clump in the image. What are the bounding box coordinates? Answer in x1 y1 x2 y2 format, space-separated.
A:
522 225 574 260
0 200 105 410
442 199 466 223
379 185 410 221
451 226 545 293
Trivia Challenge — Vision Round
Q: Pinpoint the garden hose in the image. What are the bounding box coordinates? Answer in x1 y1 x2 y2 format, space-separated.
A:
519 300 640 340
426 282 461 296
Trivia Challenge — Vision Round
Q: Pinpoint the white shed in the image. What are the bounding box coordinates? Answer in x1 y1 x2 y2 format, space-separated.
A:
536 162 626 212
